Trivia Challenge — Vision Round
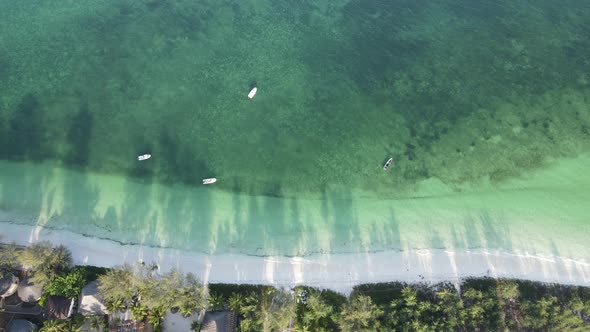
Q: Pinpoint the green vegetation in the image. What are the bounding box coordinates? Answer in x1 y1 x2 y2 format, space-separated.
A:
0 243 19 277
0 242 105 330
39 317 84 332
96 265 136 307
0 241 73 287
17 242 72 286
297 290 339 332
224 287 296 332
341 279 590 331
199 280 590 331
44 268 86 299
3 242 590 331
338 294 384 332
96 264 207 331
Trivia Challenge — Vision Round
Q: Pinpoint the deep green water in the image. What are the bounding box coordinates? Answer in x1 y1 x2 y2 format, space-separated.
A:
1 0 590 255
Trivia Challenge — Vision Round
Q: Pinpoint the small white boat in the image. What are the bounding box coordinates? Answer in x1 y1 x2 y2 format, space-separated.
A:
383 157 393 170
248 87 257 99
202 178 217 185
137 154 151 161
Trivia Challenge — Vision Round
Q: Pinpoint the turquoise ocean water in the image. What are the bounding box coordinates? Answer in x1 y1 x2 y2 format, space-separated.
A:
1 0 589 257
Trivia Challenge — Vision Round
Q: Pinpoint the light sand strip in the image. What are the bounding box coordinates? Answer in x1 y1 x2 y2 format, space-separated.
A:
2 222 588 294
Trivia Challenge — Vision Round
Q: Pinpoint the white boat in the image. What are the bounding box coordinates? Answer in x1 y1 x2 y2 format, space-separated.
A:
383 157 393 170
202 178 217 185
248 87 257 99
137 154 151 161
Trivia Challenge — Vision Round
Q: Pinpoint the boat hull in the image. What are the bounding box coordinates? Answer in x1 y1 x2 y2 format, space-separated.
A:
248 87 257 99
383 158 393 170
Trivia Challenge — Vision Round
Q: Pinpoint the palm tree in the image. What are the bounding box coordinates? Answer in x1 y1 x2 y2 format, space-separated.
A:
228 293 244 313
173 272 207 316
497 280 520 302
18 242 72 285
130 302 148 320
106 298 127 313
338 295 383 332
302 292 333 330
521 295 558 330
239 293 262 332
47 245 73 273
160 270 183 301
434 287 465 329
461 288 501 330
97 265 136 306
0 242 19 274
148 306 166 332
208 293 225 310
497 281 521 328
253 288 296 332
67 315 85 332
138 273 175 312
89 316 103 332
39 320 68 332
268 289 297 332
179 305 194 318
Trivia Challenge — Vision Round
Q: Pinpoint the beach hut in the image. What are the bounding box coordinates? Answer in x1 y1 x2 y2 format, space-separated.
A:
45 295 74 320
0 273 19 298
79 281 109 316
6 319 37 332
200 310 238 332
17 277 43 303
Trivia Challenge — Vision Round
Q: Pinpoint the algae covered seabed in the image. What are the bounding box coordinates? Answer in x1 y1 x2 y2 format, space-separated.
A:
0 1 589 259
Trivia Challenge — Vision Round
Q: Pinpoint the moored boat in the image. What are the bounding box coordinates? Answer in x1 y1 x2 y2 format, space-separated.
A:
383 157 393 170
203 178 217 185
137 154 151 161
248 87 257 99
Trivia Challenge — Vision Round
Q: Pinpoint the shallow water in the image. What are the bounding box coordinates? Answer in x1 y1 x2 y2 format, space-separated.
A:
0 0 589 256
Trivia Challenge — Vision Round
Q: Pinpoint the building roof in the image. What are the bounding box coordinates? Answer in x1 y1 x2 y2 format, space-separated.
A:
17 277 42 303
200 310 238 332
46 295 74 320
79 281 109 316
7 319 37 332
0 273 19 298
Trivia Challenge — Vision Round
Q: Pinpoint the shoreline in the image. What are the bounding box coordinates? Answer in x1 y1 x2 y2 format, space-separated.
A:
2 222 589 294
1 155 590 259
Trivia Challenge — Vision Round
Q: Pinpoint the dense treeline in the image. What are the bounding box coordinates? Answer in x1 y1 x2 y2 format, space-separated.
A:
342 279 590 331
2 242 590 331
206 279 590 331
97 263 208 330
210 279 590 332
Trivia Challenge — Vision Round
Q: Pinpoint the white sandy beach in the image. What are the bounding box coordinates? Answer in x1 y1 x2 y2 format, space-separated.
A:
2 222 589 294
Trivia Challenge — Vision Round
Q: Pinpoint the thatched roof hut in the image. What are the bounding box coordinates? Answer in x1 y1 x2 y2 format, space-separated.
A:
17 277 42 303
0 273 19 298
45 295 74 320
